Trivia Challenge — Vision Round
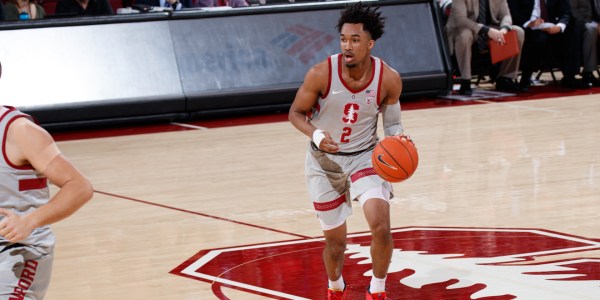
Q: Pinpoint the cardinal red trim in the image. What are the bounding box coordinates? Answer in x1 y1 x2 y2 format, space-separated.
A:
314 194 346 211
350 167 377 182
19 178 48 191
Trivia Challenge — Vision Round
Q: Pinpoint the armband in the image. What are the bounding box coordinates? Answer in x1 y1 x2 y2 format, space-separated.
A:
312 129 326 149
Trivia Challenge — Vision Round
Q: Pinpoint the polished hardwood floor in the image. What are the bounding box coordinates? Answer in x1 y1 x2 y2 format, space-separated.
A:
43 86 600 299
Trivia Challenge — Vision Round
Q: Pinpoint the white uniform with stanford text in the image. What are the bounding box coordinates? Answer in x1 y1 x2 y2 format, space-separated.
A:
305 54 393 230
0 106 54 300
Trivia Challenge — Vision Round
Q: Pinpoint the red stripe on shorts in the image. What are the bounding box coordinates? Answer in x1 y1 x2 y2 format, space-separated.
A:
19 178 48 191
314 194 346 211
350 168 377 182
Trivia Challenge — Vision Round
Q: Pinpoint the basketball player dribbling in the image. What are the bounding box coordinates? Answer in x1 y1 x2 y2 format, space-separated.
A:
288 2 404 299
0 61 94 299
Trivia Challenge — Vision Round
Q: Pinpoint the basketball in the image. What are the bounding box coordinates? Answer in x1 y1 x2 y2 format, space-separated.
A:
372 136 419 183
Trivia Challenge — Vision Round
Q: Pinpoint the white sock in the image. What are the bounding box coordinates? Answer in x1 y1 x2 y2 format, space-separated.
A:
329 275 345 290
369 275 387 293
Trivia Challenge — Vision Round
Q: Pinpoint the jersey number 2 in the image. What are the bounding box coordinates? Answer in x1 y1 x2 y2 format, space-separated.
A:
341 127 352 143
341 103 359 143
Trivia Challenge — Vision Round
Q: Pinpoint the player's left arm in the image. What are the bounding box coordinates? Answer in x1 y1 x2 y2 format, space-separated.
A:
380 64 404 137
0 118 93 243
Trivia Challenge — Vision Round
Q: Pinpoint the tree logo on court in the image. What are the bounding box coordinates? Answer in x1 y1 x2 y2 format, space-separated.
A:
170 227 600 299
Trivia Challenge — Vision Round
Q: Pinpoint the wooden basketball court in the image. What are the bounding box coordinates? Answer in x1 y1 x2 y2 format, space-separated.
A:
43 88 600 299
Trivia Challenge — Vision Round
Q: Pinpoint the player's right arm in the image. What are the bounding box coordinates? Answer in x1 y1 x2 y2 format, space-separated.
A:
288 61 339 153
0 118 93 243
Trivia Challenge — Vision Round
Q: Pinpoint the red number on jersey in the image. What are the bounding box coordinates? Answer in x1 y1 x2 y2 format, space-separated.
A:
341 127 352 143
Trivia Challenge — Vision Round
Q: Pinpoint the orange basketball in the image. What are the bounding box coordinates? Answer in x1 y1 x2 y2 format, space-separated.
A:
372 136 419 183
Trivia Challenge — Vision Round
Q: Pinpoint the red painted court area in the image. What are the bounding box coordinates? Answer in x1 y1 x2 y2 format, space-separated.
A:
172 227 600 299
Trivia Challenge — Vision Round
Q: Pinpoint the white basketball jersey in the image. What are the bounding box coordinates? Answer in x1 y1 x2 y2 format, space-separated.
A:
308 54 384 153
0 106 54 247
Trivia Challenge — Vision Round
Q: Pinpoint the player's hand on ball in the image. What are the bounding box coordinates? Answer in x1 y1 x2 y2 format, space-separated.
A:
399 134 414 145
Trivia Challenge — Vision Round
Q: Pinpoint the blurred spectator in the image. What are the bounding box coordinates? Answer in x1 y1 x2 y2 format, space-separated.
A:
445 0 526 95
194 0 248 8
4 0 46 20
509 0 588 89
570 0 600 86
55 0 114 15
0 1 6 21
135 0 192 10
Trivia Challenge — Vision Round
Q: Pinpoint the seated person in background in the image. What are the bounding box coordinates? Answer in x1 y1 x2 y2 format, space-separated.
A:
508 0 587 89
194 0 248 8
570 0 600 86
0 1 6 21
55 0 114 15
134 0 192 10
4 0 45 20
445 0 526 95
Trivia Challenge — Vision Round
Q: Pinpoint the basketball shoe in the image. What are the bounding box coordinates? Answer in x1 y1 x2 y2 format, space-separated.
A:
328 287 346 300
366 286 387 300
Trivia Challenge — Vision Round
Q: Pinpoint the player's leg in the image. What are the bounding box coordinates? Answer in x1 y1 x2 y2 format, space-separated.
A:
305 147 352 298
0 244 53 300
348 150 393 297
362 194 392 278
314 193 351 298
315 202 350 300
322 222 348 293
358 186 392 298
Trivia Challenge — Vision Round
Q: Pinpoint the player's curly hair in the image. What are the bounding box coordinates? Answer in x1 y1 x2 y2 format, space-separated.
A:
336 1 385 41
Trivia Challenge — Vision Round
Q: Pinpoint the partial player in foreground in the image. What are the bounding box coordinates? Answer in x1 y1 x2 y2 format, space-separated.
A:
0 60 94 299
288 2 408 299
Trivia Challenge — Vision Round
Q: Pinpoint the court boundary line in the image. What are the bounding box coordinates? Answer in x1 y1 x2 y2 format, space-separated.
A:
94 190 311 239
474 99 561 113
170 122 208 130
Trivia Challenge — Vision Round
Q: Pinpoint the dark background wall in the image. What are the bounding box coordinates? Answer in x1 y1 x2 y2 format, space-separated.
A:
0 0 452 130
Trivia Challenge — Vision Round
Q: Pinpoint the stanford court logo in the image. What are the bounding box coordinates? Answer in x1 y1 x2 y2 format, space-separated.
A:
171 227 600 299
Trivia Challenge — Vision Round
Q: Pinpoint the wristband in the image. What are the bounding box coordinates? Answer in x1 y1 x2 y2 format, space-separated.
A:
312 129 326 149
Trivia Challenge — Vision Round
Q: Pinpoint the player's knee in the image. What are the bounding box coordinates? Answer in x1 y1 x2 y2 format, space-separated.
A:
324 238 347 257
370 221 391 242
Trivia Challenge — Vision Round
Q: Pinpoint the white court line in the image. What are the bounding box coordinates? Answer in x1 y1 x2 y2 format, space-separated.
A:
170 122 208 130
474 99 561 113
181 249 311 300
179 227 600 299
